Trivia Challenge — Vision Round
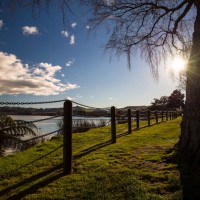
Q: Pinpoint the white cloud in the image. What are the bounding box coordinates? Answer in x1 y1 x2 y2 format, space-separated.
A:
71 22 77 28
22 26 39 35
66 58 75 67
108 97 117 101
86 25 90 30
61 30 69 38
61 74 65 77
0 20 3 29
70 35 75 45
66 83 79 90
0 51 79 96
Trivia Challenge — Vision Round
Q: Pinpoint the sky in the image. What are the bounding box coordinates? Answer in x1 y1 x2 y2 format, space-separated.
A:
0 1 180 109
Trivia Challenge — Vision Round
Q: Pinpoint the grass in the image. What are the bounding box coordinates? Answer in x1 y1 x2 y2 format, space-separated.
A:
0 118 182 199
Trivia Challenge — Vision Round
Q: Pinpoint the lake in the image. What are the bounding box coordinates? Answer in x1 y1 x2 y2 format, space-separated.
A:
11 115 110 140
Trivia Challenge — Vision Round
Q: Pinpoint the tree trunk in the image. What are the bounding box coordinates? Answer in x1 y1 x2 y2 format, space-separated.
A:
177 3 200 199
178 2 200 163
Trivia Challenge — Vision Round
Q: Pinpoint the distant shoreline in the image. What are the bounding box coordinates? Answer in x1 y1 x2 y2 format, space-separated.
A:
0 105 148 117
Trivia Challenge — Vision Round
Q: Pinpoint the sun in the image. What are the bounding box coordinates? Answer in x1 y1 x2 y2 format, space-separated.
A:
171 57 186 73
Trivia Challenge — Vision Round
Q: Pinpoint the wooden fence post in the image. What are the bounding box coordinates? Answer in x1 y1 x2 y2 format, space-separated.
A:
63 100 73 174
136 110 139 129
161 111 164 122
170 111 172 120
128 108 132 134
155 110 158 124
111 106 116 143
147 110 151 126
166 110 168 121
174 111 176 119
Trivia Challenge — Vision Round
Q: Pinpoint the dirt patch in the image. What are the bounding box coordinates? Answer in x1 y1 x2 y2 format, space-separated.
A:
120 145 177 172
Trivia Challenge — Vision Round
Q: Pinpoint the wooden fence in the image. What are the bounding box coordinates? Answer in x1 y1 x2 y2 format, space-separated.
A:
63 100 180 174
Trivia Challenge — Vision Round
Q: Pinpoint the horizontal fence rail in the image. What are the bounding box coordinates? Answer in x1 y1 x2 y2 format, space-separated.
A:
0 99 65 105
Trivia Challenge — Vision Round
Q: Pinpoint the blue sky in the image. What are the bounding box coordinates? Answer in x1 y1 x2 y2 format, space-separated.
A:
0 2 179 108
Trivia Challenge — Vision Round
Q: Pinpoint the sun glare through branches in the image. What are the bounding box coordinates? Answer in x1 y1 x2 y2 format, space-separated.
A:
170 56 187 73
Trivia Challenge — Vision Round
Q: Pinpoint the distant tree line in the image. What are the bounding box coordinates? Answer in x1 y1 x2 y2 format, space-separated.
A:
149 90 185 111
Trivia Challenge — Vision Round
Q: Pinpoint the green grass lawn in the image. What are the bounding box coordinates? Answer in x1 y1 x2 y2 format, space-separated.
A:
0 118 182 200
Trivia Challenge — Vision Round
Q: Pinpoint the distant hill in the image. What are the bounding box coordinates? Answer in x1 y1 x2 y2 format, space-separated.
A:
0 106 63 116
122 106 148 111
0 105 148 116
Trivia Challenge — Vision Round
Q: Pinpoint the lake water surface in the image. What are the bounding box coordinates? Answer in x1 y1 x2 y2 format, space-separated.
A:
11 115 110 139
6 115 110 155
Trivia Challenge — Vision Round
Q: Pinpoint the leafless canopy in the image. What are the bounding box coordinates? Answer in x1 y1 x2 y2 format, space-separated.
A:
1 0 196 78
87 0 195 78
0 0 72 25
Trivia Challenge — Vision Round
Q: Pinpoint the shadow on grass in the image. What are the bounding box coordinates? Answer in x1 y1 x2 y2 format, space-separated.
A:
75 119 170 161
74 140 112 160
0 145 62 181
74 128 139 161
0 139 115 199
0 163 63 200
117 131 130 138
1 121 170 199
75 120 168 160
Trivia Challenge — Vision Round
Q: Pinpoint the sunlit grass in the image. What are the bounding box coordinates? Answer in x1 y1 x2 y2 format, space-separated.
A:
0 118 182 199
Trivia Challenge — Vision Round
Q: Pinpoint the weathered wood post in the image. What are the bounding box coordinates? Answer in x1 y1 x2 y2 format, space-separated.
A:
111 106 116 143
63 100 73 174
166 110 168 121
174 111 176 119
170 111 172 120
155 110 158 124
161 111 164 122
174 111 178 119
136 110 139 129
147 110 151 126
128 108 132 134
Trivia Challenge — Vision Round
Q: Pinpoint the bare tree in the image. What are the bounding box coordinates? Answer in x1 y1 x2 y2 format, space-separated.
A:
169 67 187 90
87 1 194 77
0 0 73 25
177 70 187 91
